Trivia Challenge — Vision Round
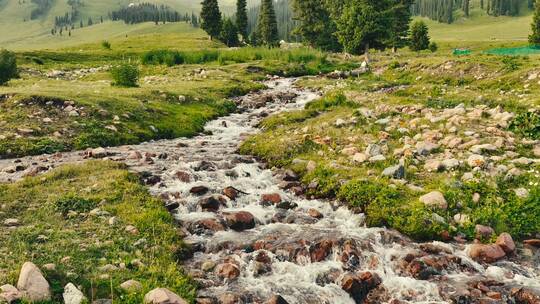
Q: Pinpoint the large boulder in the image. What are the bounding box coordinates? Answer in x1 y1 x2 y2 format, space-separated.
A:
63 283 87 304
496 233 515 254
341 272 382 304
215 263 240 280
468 244 506 263
144 288 188 304
419 191 448 210
16 262 51 302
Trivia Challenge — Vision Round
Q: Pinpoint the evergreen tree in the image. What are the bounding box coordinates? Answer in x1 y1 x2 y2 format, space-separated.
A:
221 18 240 47
80 20 83 28
236 0 248 41
387 0 414 52
192 13 199 27
530 0 540 45
333 0 393 58
409 20 430 51
291 0 341 51
201 0 222 40
87 17 93 26
256 0 279 47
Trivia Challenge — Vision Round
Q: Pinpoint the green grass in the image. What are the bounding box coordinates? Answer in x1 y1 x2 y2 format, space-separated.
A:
0 161 196 303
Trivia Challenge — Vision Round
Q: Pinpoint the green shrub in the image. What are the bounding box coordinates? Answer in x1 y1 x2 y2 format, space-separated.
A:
509 110 540 139
110 63 139 87
54 194 97 215
338 179 400 210
429 42 438 53
0 49 18 85
501 56 520 71
305 92 355 111
101 40 111 50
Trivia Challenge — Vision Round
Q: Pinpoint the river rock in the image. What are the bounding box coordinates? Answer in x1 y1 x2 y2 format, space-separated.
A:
190 186 209 196
310 239 334 262
174 171 191 182
419 191 448 210
341 272 382 304
63 283 86 304
496 233 515 254
261 193 282 205
223 187 240 200
523 239 540 247
223 211 255 231
188 218 225 234
215 263 240 280
266 295 289 304
511 287 540 304
468 244 506 263
144 288 188 304
17 262 51 302
307 208 323 219
199 195 225 212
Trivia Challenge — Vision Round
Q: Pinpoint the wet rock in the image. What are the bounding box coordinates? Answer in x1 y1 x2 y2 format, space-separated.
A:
143 288 188 304
266 295 289 304
190 186 210 196
523 239 540 247
341 272 382 304
196 297 216 304
194 161 217 171
63 283 86 304
495 233 515 254
253 251 272 276
475 225 495 239
511 287 540 304
223 187 241 200
307 208 323 219
261 193 282 205
310 239 334 262
218 293 242 304
188 218 225 234
165 202 180 212
199 195 225 212
17 262 51 302
215 263 240 280
419 191 448 210
468 244 506 263
174 171 191 182
223 211 255 231
276 201 298 210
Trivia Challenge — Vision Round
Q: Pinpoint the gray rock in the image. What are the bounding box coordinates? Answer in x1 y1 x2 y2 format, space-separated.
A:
3 218 20 227
0 284 22 303
416 141 440 156
63 283 86 304
419 191 448 210
365 144 382 157
467 154 486 168
382 165 405 179
17 262 51 302
119 280 143 293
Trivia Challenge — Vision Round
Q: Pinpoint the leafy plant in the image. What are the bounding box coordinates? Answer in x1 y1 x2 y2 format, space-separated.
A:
429 41 438 53
101 40 111 50
501 56 520 71
54 194 97 215
110 63 139 87
509 110 540 139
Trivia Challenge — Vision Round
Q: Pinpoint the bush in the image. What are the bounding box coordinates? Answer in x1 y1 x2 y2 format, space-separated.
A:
429 42 438 53
509 110 540 139
110 63 139 87
54 194 97 216
0 49 18 85
101 40 111 50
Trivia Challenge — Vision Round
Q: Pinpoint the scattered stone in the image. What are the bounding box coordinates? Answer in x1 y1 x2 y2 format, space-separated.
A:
223 187 240 200
63 283 86 304
144 288 188 304
17 262 51 302
475 225 495 239
382 165 405 179
198 195 225 212
201 261 216 272
266 295 289 304
0 284 22 303
3 218 20 227
125 225 139 235
467 154 486 168
261 193 282 205
365 144 382 157
352 153 368 163
307 208 323 219
190 186 209 196
419 191 448 210
119 280 143 293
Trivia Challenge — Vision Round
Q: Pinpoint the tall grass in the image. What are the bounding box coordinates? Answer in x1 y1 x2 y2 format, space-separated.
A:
141 47 327 66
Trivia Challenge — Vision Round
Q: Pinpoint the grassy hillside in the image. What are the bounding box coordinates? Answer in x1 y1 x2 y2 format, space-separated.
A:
0 0 240 51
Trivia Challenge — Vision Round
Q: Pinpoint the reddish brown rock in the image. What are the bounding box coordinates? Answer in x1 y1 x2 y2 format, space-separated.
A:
511 287 540 304
223 187 240 200
174 171 191 182
475 225 495 239
223 211 255 231
341 272 382 304
261 193 282 205
309 239 334 262
496 233 515 254
189 219 225 233
524 239 540 247
215 263 240 280
266 295 289 304
190 186 209 196
468 244 506 263
199 195 225 212
307 208 323 219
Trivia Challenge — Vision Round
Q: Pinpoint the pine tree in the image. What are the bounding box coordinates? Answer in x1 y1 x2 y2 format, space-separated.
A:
256 0 279 47
221 17 239 47
236 0 248 41
388 0 414 52
201 0 222 40
409 20 430 51
291 0 341 51
530 0 540 45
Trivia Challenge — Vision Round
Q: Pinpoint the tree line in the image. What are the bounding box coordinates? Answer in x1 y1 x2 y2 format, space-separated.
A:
110 3 185 24
30 0 53 20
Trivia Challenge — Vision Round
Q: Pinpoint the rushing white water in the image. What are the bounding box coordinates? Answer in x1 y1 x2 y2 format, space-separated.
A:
1 78 538 303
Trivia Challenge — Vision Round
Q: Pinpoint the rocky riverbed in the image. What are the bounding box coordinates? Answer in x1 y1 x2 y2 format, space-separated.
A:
1 78 540 304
